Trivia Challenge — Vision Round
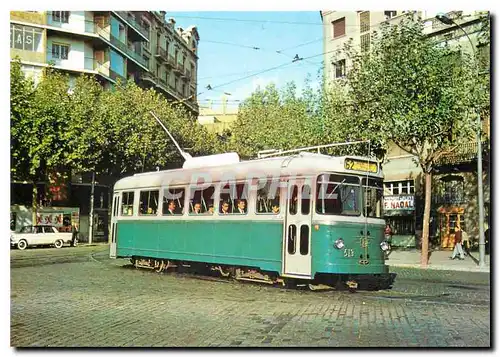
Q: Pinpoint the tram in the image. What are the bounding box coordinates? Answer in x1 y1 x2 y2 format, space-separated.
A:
109 148 394 290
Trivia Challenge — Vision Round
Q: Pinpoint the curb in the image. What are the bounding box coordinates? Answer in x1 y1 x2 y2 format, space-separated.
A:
387 263 490 273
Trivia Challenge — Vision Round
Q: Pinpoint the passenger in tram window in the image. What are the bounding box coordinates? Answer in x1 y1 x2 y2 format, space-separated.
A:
166 200 176 215
221 201 230 215
272 203 280 214
236 199 247 214
193 202 202 214
207 204 214 215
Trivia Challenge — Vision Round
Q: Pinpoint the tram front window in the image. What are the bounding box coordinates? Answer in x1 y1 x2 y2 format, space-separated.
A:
316 174 360 216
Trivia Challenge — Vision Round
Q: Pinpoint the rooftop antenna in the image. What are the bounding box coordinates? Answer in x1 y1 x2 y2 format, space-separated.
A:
150 111 193 161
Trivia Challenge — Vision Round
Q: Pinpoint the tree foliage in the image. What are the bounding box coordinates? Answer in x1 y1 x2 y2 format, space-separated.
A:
10 61 220 190
342 17 478 170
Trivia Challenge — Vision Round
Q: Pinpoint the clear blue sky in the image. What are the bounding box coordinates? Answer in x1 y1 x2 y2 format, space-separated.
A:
165 11 324 109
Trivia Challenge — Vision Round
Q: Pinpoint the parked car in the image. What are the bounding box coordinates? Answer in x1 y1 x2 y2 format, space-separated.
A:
10 225 72 250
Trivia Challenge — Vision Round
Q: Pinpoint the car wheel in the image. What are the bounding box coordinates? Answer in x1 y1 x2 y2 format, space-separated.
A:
18 240 28 250
54 239 64 249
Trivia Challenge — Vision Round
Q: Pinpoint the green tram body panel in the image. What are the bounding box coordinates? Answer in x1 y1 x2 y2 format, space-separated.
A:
116 220 388 277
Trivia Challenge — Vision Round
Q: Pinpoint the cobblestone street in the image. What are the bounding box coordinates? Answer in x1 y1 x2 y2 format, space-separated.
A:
10 245 491 347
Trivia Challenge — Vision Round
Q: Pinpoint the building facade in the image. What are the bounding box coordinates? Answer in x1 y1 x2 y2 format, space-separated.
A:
10 10 200 241
10 10 199 115
319 10 490 249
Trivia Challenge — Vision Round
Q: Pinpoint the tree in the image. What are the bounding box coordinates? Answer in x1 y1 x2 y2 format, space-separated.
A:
229 82 323 159
340 16 478 266
11 61 72 224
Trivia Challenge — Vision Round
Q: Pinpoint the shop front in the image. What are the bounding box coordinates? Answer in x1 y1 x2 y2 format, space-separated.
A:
383 195 416 248
10 205 80 233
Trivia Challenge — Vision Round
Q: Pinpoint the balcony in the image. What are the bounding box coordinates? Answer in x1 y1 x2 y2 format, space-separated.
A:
166 55 176 67
112 11 149 41
109 67 126 83
432 193 466 205
155 46 167 61
108 33 147 69
10 11 46 25
435 140 489 166
173 62 184 74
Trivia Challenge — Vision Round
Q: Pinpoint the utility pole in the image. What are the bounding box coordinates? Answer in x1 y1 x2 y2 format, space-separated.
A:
88 171 95 245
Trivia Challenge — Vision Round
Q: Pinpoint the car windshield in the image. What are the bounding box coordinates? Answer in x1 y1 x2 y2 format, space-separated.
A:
20 226 33 233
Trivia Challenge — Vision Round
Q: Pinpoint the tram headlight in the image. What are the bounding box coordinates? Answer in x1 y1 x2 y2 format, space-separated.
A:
380 241 390 251
334 238 345 250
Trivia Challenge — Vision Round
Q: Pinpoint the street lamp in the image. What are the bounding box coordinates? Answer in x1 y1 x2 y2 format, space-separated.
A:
436 12 486 268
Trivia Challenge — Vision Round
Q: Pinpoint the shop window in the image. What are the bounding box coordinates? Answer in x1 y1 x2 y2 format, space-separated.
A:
256 179 280 214
162 188 185 215
121 191 135 216
385 217 415 235
139 190 159 215
189 185 215 214
220 182 248 215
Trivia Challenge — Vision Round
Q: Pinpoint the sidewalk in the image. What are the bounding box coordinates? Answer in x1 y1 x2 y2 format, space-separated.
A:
386 249 490 273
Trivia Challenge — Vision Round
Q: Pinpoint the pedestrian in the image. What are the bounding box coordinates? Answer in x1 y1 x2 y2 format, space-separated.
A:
384 223 393 244
450 226 465 260
71 223 79 247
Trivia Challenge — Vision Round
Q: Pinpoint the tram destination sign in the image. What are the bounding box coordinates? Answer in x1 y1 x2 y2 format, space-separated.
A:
344 158 378 173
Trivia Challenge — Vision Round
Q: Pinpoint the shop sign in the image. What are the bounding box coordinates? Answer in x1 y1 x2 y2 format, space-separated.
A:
384 195 415 211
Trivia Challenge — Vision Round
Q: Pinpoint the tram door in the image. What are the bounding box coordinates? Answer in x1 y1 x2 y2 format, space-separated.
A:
283 178 313 278
109 193 120 258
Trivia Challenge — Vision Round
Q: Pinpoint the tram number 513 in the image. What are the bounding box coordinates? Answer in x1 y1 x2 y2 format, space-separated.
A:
343 248 354 258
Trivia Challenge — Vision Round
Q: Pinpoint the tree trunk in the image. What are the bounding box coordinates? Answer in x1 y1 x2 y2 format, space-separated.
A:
32 182 38 226
421 171 432 267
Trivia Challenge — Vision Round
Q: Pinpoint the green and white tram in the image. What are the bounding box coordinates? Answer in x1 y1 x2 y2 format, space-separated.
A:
110 150 393 290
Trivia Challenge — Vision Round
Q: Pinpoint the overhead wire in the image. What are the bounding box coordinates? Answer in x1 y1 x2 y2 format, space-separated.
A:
174 47 338 104
165 14 405 27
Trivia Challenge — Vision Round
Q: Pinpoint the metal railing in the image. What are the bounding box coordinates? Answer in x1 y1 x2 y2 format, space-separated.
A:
155 46 167 59
436 140 489 165
109 67 126 83
109 33 147 68
113 11 149 39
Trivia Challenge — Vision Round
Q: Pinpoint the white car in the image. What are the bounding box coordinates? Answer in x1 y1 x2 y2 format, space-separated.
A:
11 225 73 250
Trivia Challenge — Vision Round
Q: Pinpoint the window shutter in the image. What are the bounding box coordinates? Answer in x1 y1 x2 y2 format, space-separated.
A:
332 18 345 38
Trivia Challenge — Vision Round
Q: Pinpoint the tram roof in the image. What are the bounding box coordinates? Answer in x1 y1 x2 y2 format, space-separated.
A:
113 152 383 191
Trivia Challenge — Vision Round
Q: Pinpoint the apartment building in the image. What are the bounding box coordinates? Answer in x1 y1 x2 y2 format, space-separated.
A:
9 10 199 115
137 12 199 114
319 10 490 249
10 10 200 242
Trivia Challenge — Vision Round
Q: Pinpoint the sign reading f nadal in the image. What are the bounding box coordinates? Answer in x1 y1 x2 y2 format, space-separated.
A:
384 195 415 211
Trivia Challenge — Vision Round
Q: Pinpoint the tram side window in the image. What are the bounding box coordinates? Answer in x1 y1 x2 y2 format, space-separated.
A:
220 182 248 214
139 190 159 215
189 185 215 215
362 178 383 218
121 191 134 216
289 185 298 215
162 188 185 215
301 184 311 215
316 174 360 216
256 179 280 214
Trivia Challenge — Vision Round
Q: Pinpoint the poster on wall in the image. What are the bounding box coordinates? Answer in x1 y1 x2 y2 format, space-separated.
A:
36 212 64 226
